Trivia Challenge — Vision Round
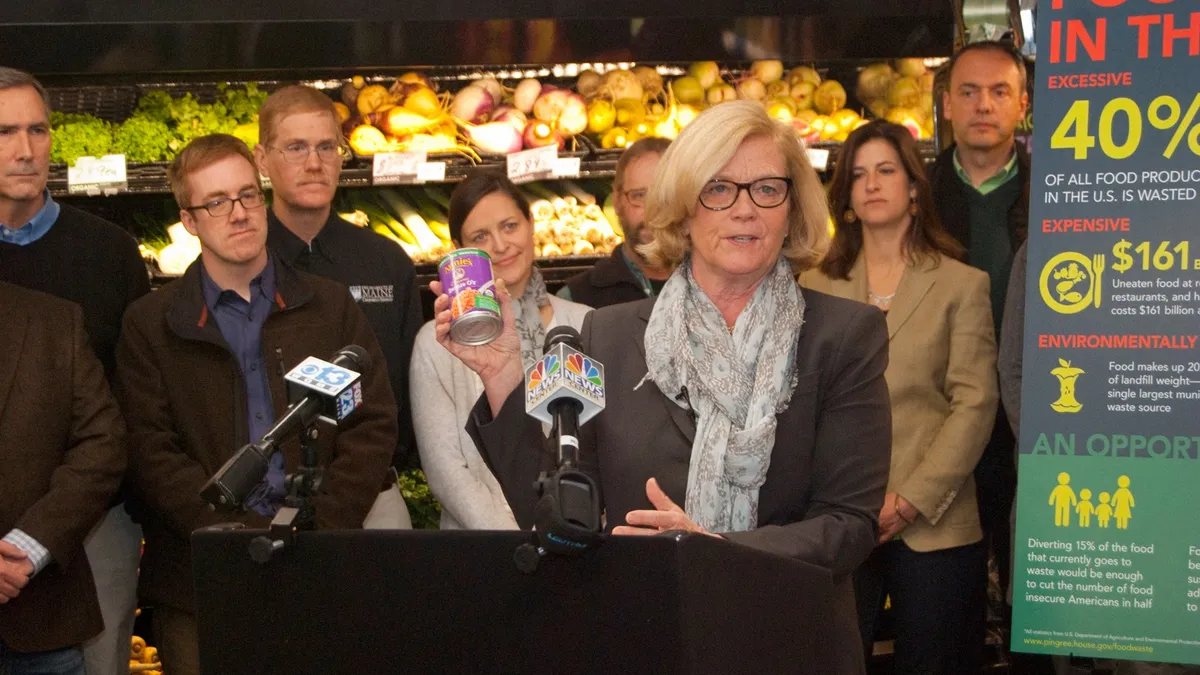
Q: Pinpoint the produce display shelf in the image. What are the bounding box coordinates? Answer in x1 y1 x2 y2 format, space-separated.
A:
48 140 935 199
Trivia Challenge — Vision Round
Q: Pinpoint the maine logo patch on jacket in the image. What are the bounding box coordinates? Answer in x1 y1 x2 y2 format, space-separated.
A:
349 285 394 303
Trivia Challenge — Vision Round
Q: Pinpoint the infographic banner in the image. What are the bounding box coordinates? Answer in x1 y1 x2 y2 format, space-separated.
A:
1011 0 1200 664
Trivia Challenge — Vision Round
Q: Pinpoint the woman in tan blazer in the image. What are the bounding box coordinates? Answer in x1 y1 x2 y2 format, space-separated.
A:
801 121 998 675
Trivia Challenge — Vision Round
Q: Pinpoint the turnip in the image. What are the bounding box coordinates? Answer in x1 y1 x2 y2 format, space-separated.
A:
736 77 767 101
513 78 542 114
462 120 524 155
556 93 588 137
473 76 504 106
597 70 643 101
632 66 664 99
688 61 721 89
576 70 602 97
491 106 528 132
450 84 495 124
523 120 562 149
533 89 589 138
750 60 784 84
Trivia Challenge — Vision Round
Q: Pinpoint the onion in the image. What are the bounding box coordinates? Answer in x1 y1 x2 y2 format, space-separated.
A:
462 121 524 155
450 84 495 124
491 106 528 132
473 76 504 106
513 78 542 114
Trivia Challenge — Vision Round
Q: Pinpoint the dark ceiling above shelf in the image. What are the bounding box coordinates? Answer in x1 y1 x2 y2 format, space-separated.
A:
1 1 953 24
0 3 955 75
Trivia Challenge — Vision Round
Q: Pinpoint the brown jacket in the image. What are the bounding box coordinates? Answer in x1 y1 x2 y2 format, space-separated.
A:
115 258 397 614
0 281 126 652
801 254 998 552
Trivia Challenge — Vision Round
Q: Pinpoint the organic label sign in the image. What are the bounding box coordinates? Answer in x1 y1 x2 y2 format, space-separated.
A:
67 154 128 195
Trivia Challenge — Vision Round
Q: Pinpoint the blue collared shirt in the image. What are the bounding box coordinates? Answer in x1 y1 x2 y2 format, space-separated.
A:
200 259 285 517
0 191 60 246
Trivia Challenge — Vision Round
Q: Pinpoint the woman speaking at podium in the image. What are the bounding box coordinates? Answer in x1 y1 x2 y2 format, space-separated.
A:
431 101 892 643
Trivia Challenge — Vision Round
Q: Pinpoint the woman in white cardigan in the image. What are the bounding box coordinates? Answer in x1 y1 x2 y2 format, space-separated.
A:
411 173 592 529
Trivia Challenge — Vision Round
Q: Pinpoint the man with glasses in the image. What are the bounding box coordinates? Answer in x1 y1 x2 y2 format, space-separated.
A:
259 86 421 526
559 137 673 307
115 134 397 675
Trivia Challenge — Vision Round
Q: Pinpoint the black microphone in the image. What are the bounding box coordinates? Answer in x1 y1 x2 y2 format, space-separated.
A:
515 327 604 570
200 345 371 510
545 326 585 468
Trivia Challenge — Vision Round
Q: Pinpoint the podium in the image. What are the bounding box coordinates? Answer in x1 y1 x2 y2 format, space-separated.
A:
192 529 865 674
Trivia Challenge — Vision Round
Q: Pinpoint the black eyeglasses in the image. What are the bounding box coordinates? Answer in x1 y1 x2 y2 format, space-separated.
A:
269 141 351 165
185 189 267 217
698 177 792 211
622 188 648 207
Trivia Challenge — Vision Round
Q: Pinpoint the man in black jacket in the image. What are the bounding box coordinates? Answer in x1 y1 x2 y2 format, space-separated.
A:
929 39 1029 636
559 137 673 307
257 86 421 528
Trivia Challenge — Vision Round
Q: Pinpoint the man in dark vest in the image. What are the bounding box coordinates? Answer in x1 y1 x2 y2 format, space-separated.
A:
930 38 1031 664
559 137 673 307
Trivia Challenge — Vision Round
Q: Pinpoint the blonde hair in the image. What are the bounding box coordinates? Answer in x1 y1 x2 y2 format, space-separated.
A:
258 84 341 147
167 134 261 208
639 100 830 273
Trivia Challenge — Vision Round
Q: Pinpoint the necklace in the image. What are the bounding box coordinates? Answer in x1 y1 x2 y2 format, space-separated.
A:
867 289 896 308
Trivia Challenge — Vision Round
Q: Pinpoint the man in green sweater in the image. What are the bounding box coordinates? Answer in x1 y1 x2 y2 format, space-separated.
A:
929 39 1034 670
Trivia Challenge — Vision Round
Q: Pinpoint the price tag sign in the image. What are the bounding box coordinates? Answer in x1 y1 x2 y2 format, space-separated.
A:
67 155 128 196
417 162 447 183
805 148 830 171
507 145 557 184
373 151 427 185
552 157 581 179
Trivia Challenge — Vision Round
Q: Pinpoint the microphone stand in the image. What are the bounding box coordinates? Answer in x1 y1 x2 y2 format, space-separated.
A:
248 425 325 564
514 400 603 574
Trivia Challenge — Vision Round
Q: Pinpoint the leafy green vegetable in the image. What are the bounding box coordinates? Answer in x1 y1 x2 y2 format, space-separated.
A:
134 90 173 123
115 115 173 163
399 468 442 529
221 83 268 125
49 112 115 166
165 94 238 152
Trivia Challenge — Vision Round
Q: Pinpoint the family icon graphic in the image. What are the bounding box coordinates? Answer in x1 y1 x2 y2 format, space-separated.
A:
1048 474 1133 529
1050 473 1077 527
1113 476 1135 529
1076 489 1094 527
1096 492 1113 528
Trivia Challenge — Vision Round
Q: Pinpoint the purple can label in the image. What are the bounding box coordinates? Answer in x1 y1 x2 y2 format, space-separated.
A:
439 249 501 322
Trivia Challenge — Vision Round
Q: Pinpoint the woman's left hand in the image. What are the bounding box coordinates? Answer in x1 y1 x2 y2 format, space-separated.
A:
613 478 721 538
877 492 920 544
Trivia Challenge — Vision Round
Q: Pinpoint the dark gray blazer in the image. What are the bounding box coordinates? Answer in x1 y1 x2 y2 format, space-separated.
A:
468 288 892 578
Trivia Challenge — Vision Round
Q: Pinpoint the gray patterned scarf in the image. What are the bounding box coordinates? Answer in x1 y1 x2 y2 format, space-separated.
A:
515 266 551 369
640 256 805 532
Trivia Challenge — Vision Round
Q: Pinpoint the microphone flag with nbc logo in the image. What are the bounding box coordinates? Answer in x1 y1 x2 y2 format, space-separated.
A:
525 332 606 426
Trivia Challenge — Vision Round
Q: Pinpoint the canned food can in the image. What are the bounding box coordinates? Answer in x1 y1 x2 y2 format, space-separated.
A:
438 248 503 345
